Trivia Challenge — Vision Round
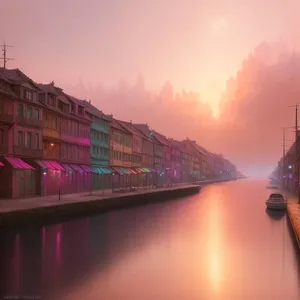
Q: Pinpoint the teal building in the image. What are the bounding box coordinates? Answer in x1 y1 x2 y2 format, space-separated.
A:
83 101 112 189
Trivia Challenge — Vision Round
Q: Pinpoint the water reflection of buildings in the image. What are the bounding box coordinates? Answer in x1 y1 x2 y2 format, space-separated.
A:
1 200 182 299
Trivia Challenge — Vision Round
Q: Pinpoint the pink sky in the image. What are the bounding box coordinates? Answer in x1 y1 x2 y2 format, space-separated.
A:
2 0 300 176
2 0 299 95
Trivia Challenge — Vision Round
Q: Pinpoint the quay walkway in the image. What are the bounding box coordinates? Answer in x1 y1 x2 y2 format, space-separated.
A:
278 186 300 250
0 180 232 227
287 202 300 249
0 179 224 213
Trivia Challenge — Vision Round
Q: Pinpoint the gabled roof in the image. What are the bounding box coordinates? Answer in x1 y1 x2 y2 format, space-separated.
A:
64 93 85 107
133 123 151 138
116 120 145 138
80 101 111 121
133 123 159 143
0 74 17 98
152 130 171 146
107 116 131 134
0 68 40 90
168 139 182 150
38 82 61 96
183 139 207 155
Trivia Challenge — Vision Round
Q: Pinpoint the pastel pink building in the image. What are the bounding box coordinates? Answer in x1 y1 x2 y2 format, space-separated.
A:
0 68 43 198
37 84 92 195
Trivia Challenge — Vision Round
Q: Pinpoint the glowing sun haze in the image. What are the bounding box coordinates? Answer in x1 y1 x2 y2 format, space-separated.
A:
2 0 300 177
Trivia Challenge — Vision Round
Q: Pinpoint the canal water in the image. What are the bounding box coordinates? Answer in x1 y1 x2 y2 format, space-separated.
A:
0 179 299 300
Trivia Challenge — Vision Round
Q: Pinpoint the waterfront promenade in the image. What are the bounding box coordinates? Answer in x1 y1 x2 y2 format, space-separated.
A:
0 179 225 213
287 203 300 249
278 186 300 250
0 180 230 227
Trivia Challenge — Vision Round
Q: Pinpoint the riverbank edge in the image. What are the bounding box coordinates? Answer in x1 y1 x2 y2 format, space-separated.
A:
0 185 202 228
287 204 300 250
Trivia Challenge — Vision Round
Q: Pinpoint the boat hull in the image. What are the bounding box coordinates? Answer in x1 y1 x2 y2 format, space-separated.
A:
266 201 287 210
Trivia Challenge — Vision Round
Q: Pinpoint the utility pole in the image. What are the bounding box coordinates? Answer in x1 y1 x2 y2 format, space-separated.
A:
280 126 294 190
288 104 300 203
0 42 14 69
289 104 299 140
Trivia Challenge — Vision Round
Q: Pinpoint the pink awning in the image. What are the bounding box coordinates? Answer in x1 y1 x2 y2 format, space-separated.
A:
61 163 73 171
80 165 96 173
69 164 84 172
44 160 65 171
5 157 35 170
0 162 4 167
35 160 65 171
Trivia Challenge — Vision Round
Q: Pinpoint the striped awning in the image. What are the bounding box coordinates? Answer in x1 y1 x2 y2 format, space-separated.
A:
80 165 96 173
61 164 73 171
35 160 64 171
101 167 112 174
128 168 137 174
91 166 113 174
5 157 35 170
69 164 84 172
111 167 123 175
138 168 151 173
120 168 131 175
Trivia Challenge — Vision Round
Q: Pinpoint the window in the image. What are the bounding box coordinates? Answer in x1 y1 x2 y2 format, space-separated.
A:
0 129 4 144
33 109 39 120
18 131 24 146
0 102 3 114
52 117 57 129
71 103 75 114
24 90 33 101
78 106 84 116
35 133 39 149
26 132 31 148
48 95 56 106
39 94 45 103
18 104 24 117
26 107 32 119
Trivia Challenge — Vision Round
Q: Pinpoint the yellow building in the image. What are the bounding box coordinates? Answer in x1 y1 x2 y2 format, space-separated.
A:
108 116 135 189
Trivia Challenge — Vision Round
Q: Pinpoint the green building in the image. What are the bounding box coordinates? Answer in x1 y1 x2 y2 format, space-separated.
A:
83 101 112 190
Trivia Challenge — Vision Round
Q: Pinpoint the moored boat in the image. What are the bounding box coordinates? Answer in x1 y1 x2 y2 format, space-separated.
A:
266 193 287 210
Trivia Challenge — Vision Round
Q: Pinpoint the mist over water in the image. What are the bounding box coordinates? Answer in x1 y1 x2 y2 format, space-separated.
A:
3 0 300 174
59 42 297 177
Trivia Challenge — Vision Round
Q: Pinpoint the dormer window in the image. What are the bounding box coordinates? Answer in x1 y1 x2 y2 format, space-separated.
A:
24 90 33 101
48 94 56 106
78 106 84 116
39 94 45 103
71 103 75 114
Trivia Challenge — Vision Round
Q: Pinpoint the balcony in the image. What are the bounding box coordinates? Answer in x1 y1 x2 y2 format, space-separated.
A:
0 144 8 154
43 148 60 160
0 113 14 125
13 145 43 158
16 116 43 128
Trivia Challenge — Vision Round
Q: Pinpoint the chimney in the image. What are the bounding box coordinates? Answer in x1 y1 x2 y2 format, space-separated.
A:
130 120 132 127
89 100 91 104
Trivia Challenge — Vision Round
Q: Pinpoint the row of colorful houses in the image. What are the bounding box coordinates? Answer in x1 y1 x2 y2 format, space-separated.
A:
0 67 239 198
